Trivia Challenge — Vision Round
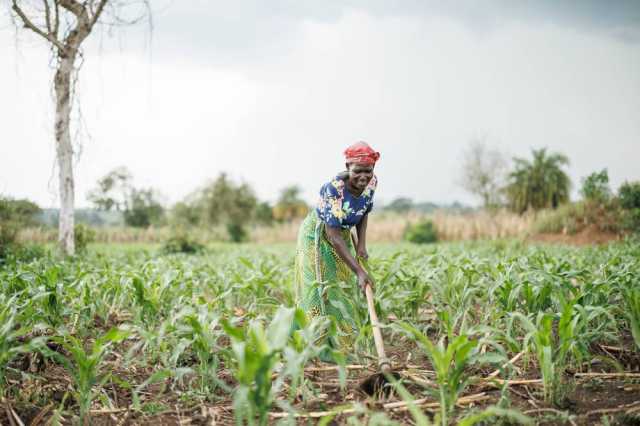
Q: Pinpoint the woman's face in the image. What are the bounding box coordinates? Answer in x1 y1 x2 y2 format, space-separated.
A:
346 162 374 192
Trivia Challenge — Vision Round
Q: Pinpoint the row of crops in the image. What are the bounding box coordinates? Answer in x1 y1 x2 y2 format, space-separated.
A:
1 240 639 425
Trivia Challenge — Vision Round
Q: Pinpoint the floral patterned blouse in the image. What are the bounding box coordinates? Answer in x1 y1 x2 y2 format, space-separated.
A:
316 174 377 229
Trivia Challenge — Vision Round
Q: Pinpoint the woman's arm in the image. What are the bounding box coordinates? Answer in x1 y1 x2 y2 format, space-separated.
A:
325 225 373 291
355 213 368 259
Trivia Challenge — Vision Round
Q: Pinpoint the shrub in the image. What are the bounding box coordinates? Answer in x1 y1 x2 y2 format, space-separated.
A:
619 181 640 233
0 197 42 258
74 224 96 253
534 200 623 235
534 203 584 235
0 198 41 226
162 229 205 254
620 208 640 234
226 223 248 243
254 202 274 226
123 188 165 228
619 181 640 210
580 169 611 203
0 222 19 258
404 220 438 244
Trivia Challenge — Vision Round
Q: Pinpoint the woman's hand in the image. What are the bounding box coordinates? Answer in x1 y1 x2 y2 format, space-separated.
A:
357 269 373 293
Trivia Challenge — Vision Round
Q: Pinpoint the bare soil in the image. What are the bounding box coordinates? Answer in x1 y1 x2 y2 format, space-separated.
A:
2 336 639 426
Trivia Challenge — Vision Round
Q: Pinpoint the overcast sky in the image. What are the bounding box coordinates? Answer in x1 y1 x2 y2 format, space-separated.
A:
1 1 639 208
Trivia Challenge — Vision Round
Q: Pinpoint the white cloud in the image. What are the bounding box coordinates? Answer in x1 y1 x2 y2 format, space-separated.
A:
1 5 639 208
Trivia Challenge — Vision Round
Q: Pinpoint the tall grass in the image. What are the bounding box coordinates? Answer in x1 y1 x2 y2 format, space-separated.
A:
253 209 534 243
19 209 535 245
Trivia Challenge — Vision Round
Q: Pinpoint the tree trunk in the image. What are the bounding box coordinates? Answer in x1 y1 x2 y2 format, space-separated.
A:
11 0 115 256
54 51 77 256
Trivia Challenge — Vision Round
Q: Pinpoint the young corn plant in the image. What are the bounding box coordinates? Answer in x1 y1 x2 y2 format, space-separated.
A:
429 263 482 341
175 306 227 396
222 306 296 426
277 308 335 408
623 286 640 351
509 301 587 406
395 322 501 426
127 316 180 369
48 327 130 425
35 263 66 327
235 256 286 312
0 299 46 397
130 275 160 325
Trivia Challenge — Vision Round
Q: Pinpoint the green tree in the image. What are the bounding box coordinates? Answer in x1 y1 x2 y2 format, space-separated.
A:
618 181 640 233
506 148 571 214
255 201 274 226
580 169 611 203
384 197 414 213
170 201 202 227
272 186 308 222
89 168 164 228
87 167 132 212
619 181 640 210
123 189 165 228
0 197 42 254
0 198 41 226
201 173 258 242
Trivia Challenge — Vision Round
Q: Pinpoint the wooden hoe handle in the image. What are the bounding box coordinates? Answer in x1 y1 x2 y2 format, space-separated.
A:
365 283 391 372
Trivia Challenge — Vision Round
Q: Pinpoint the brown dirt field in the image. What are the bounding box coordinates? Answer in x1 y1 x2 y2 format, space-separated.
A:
3 337 639 426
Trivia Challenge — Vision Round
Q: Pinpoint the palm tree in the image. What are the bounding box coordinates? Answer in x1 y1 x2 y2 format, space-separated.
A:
506 148 571 214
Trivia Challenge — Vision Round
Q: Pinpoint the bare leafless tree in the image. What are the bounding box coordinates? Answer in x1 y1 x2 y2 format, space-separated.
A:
459 137 508 209
9 0 149 255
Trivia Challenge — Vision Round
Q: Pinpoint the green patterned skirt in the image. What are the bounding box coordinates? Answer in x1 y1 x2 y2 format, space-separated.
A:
294 210 358 358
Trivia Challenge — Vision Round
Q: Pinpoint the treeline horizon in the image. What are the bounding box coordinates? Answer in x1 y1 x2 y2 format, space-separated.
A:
3 144 640 246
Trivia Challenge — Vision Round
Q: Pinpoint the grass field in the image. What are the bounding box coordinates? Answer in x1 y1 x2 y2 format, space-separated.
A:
1 240 639 425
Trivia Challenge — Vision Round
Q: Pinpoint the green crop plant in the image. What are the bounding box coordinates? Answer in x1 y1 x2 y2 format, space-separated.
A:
131 274 157 320
395 322 504 426
491 264 521 313
509 312 560 404
236 255 293 310
222 306 296 426
126 317 179 368
428 263 483 340
0 298 46 397
0 238 638 421
125 263 195 321
48 327 130 425
175 306 227 396
508 300 598 406
35 263 66 327
277 308 335 406
623 286 640 351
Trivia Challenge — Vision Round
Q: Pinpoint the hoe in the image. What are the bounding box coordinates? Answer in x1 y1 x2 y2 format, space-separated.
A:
357 256 400 396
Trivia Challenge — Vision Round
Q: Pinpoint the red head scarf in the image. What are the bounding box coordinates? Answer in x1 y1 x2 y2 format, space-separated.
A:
344 141 380 165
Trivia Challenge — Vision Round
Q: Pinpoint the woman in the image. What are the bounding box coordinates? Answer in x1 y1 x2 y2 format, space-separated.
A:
294 141 380 358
